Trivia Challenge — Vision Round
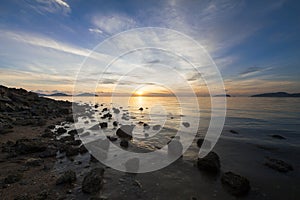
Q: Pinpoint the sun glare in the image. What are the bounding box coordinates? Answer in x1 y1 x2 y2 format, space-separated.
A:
135 90 144 96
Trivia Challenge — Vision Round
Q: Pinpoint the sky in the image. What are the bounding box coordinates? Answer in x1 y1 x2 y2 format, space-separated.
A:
0 0 299 96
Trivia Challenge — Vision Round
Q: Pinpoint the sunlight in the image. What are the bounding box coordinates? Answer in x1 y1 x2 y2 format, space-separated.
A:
135 90 144 96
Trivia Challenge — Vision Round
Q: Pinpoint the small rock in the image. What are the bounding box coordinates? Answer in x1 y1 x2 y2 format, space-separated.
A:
182 122 190 128
4 173 22 184
139 107 143 111
143 123 150 130
65 146 79 157
221 171 250 196
25 158 44 167
152 125 161 130
229 130 239 134
264 157 293 172
82 168 105 194
120 140 129 148
113 121 119 127
56 127 67 134
56 170 76 185
125 158 140 173
81 132 90 137
78 145 88 154
100 122 108 129
116 125 135 139
39 148 57 158
271 134 286 140
89 124 100 130
196 139 212 149
168 140 183 158
107 135 118 142
197 152 220 173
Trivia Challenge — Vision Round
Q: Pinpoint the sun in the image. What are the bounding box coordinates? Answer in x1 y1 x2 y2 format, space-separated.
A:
135 90 144 96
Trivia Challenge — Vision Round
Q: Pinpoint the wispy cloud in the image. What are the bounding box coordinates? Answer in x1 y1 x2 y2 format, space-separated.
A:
25 0 71 15
239 66 273 77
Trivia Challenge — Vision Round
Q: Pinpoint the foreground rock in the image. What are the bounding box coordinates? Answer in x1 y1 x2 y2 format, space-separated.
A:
82 168 105 194
116 125 135 139
264 157 293 172
197 152 220 173
221 171 250 196
56 170 77 185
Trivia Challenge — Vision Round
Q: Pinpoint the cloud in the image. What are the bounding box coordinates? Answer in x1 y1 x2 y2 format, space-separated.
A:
91 14 137 35
27 0 71 15
239 66 273 77
89 28 103 34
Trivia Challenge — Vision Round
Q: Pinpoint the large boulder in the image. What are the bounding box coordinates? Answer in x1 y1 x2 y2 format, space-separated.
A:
221 171 250 196
82 168 105 194
197 152 220 173
116 125 135 139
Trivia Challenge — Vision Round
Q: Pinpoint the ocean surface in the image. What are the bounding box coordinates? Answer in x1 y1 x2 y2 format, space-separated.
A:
49 96 300 148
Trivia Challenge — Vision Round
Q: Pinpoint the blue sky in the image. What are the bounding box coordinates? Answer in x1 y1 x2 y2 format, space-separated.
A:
0 0 299 95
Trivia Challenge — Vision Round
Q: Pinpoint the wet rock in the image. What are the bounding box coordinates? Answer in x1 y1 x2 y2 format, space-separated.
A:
139 107 143 111
65 146 79 157
196 139 212 149
143 123 150 130
100 122 108 129
79 145 88 154
271 134 286 140
82 168 105 194
197 152 220 173
47 125 55 129
56 127 67 134
229 130 239 134
113 121 119 127
69 139 82 146
68 129 78 136
56 170 76 185
25 158 44 167
101 113 112 119
221 171 250 196
113 107 120 114
116 125 135 139
107 135 118 142
102 108 108 112
264 157 293 172
182 122 190 128
4 173 22 184
125 158 140 173
120 140 129 148
59 135 75 143
89 124 100 130
15 139 47 154
152 125 161 130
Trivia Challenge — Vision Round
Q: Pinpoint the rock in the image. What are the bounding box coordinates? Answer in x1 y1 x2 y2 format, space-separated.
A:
41 129 53 138
65 146 79 157
59 135 75 143
221 172 250 196
82 168 105 194
15 139 47 154
229 130 239 134
139 107 143 111
47 125 55 129
56 170 76 185
89 124 100 130
271 134 286 140
79 145 88 154
102 108 108 112
69 139 82 146
197 152 220 173
120 140 129 148
99 122 108 129
168 140 183 158
113 107 120 114
264 157 293 172
4 173 22 184
116 125 135 139
56 127 67 134
113 121 119 127
68 129 78 136
107 135 118 142
124 158 140 173
143 123 150 130
25 158 44 167
182 122 190 128
81 132 90 137
196 139 212 149
39 148 57 158
152 125 161 130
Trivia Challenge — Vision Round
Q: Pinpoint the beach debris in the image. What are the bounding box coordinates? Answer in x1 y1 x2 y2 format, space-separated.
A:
229 130 239 134
56 170 76 185
264 157 293 172
82 168 105 194
120 140 129 148
197 151 220 173
182 122 190 128
221 171 250 196
116 125 135 139
271 134 286 140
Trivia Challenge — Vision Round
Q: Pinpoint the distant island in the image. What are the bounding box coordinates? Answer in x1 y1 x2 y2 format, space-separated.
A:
38 92 98 97
214 94 231 97
251 92 300 97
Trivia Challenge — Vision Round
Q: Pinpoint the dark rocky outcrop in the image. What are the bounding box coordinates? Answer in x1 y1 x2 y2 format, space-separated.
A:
82 168 105 194
56 170 77 185
221 171 250 196
197 152 220 173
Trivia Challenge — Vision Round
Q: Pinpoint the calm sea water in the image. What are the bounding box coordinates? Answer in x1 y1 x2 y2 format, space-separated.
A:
49 96 300 147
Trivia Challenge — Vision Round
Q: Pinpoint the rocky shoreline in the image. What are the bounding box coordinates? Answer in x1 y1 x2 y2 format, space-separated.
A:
0 85 298 200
